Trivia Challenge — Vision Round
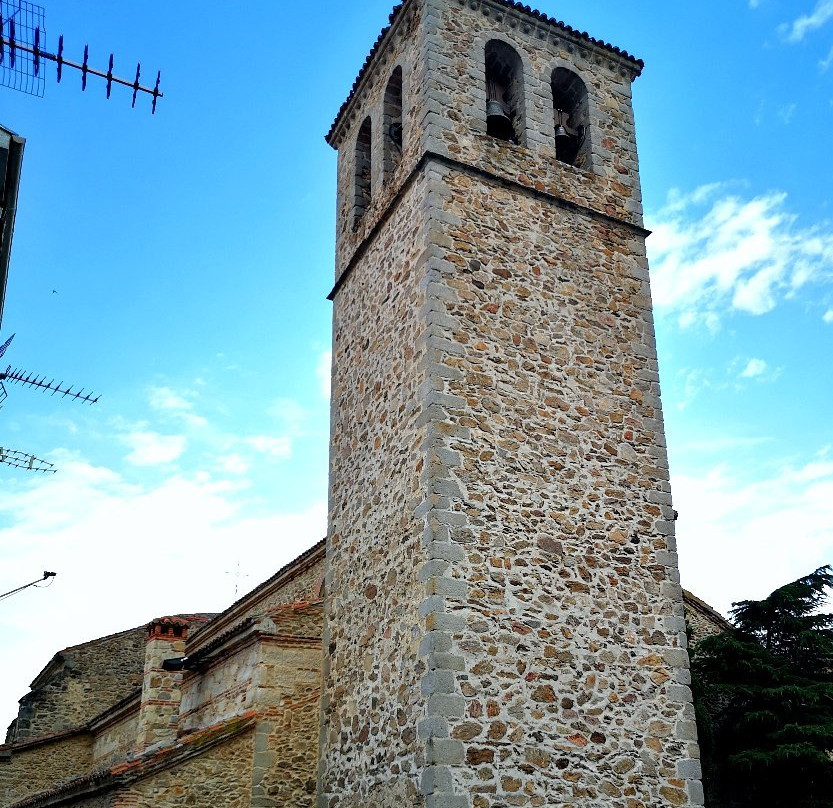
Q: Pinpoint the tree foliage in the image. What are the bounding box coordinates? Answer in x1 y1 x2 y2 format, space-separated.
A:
691 567 833 808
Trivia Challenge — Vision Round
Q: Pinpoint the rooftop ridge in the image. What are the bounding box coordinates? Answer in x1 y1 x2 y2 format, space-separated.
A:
325 0 644 145
187 538 325 648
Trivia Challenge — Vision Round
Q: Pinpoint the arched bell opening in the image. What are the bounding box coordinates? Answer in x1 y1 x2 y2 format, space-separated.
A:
551 67 590 168
485 40 525 145
383 66 404 179
353 117 372 226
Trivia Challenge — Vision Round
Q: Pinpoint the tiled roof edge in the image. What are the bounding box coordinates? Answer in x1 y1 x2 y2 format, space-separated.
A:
5 714 257 808
325 0 644 146
187 538 325 648
683 589 733 632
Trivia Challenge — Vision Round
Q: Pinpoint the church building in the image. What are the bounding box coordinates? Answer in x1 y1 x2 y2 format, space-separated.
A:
1 2 716 806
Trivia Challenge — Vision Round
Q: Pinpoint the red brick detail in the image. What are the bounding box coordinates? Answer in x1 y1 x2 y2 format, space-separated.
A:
145 617 190 642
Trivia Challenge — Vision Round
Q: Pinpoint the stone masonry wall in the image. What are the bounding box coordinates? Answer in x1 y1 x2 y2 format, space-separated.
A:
323 1 701 806
111 729 254 808
185 550 324 656
7 628 145 744
321 166 433 803
179 642 260 734
252 643 322 808
421 0 644 228
331 0 427 278
414 159 700 807
92 711 140 768
683 593 731 647
253 558 325 611
0 733 93 806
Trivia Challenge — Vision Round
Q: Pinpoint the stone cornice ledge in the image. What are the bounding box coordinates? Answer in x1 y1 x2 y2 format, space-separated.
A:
328 150 651 301
326 0 643 147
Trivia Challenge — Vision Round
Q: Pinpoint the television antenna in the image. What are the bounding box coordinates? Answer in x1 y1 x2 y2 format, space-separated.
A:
0 0 163 112
0 446 54 472
1 363 101 405
0 332 99 472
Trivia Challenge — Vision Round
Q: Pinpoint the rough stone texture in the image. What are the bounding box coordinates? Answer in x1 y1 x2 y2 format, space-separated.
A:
135 618 189 754
0 548 718 808
683 591 731 646
113 729 254 808
321 164 432 805
0 3 718 806
321 1 703 806
0 603 322 808
5 627 146 745
91 711 139 769
179 641 260 734
0 733 93 805
250 641 321 808
238 556 325 615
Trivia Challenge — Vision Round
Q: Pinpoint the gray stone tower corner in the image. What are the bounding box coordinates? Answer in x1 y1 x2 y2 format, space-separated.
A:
320 1 703 806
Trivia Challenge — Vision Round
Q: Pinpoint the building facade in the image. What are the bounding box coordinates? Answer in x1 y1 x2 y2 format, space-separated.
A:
0 123 25 329
321 1 703 806
2 2 710 807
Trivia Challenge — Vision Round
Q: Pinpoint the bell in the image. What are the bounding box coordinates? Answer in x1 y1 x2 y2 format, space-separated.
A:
487 100 513 141
554 123 570 141
486 79 514 141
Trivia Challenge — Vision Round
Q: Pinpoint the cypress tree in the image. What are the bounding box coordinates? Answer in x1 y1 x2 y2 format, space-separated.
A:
691 566 833 808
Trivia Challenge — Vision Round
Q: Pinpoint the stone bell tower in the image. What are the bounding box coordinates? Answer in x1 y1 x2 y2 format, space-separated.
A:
320 2 703 807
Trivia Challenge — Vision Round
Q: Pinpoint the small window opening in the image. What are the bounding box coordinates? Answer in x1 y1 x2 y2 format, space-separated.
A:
383 67 404 178
485 40 524 144
551 67 590 168
354 117 372 225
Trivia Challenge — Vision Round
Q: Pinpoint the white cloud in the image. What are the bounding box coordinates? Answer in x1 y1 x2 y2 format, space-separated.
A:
823 309 833 322
0 453 326 730
674 453 833 615
219 453 250 475
783 0 833 41
777 103 797 125
122 431 186 466
317 350 332 401
244 435 292 459
821 44 833 70
675 367 718 410
148 386 207 429
268 398 308 435
740 357 768 378
647 185 833 327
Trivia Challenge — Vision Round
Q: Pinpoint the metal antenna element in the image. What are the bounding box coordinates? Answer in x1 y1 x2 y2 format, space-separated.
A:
1 364 100 403
0 0 163 112
0 570 57 601
0 332 13 359
0 446 55 472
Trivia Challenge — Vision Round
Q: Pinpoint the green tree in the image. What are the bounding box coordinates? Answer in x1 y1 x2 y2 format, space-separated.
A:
691 566 833 808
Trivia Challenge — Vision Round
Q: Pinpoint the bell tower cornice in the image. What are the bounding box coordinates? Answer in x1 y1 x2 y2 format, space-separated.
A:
326 0 643 150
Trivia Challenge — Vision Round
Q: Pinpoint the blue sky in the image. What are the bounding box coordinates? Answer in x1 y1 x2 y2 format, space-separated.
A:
0 0 831 727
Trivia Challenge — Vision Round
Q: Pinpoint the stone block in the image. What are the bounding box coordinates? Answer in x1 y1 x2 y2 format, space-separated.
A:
425 738 465 765
426 693 466 719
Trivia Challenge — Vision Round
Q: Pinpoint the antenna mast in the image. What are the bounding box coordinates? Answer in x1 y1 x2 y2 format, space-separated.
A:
0 333 99 472
0 0 163 112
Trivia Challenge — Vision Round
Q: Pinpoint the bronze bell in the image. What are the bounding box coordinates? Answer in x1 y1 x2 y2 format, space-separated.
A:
487 81 514 141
